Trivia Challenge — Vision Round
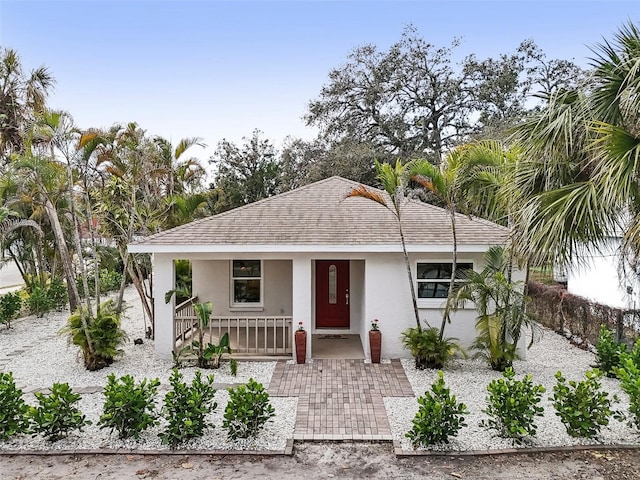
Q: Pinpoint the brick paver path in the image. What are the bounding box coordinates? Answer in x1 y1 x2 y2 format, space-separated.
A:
269 359 414 440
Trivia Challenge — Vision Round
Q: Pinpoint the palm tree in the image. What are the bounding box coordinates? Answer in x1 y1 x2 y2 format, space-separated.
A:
410 147 500 339
0 47 54 156
510 22 640 269
450 246 536 371
347 159 422 331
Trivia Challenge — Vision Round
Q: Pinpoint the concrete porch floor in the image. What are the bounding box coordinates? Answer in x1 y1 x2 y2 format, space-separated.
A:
311 334 364 359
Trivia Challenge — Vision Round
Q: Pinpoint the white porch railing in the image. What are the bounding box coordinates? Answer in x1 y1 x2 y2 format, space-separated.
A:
174 302 293 356
174 296 199 343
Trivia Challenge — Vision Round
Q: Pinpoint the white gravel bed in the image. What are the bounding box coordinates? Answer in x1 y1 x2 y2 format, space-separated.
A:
1 286 275 389
0 390 296 452
386 325 640 452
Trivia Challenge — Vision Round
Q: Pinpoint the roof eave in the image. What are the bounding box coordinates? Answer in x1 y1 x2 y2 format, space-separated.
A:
128 242 507 255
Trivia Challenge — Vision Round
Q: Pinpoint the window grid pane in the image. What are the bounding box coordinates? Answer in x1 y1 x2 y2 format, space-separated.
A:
417 262 473 299
232 260 261 304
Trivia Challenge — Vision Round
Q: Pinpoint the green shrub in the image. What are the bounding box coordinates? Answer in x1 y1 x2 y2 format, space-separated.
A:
28 383 90 441
61 299 127 371
47 277 68 309
27 284 52 317
401 326 463 370
406 371 468 446
0 291 22 328
621 339 640 370
615 357 640 431
223 379 275 440
159 369 217 448
481 368 546 442
99 374 160 439
550 369 620 438
229 358 238 376
77 269 123 297
595 325 628 377
0 372 29 440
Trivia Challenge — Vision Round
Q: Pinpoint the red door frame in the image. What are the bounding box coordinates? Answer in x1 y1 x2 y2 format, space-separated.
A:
315 260 350 328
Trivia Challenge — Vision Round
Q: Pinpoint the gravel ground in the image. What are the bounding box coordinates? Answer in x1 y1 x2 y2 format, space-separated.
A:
385 326 640 452
0 286 293 452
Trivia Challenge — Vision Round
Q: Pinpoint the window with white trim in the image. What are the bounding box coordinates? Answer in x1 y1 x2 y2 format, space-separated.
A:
231 260 262 305
417 262 473 299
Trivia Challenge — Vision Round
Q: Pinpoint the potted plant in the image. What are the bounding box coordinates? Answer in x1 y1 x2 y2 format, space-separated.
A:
369 318 382 363
295 322 306 364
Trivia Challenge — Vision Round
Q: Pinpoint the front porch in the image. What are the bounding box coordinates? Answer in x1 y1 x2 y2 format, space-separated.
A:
174 297 366 359
163 256 369 360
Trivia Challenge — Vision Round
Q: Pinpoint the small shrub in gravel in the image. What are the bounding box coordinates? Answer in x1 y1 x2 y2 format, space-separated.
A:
159 369 217 448
406 371 468 447
621 339 640 370
0 291 22 328
0 372 29 440
615 357 640 431
481 367 546 443
99 374 160 439
47 277 68 309
223 378 275 440
595 326 627 377
27 284 52 317
28 383 90 441
551 369 621 438
230 358 238 376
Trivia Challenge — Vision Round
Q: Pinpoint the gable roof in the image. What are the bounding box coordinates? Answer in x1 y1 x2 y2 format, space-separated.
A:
129 176 509 253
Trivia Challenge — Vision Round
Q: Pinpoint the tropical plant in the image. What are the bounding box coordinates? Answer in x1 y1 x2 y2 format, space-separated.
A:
26 284 52 317
615 356 640 431
406 371 468 446
410 149 497 339
401 325 463 370
0 291 22 327
99 374 160 439
347 159 422 330
509 22 640 270
0 372 29 440
177 301 232 369
28 383 90 441
159 369 217 448
61 299 127 371
0 47 54 156
223 379 275 440
481 368 546 442
595 325 628 377
449 246 536 371
551 369 621 438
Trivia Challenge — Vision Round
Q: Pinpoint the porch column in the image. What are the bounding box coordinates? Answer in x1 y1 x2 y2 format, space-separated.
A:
292 257 312 360
152 253 175 360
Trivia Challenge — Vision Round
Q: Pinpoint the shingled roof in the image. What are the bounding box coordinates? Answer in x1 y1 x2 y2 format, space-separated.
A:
130 176 509 252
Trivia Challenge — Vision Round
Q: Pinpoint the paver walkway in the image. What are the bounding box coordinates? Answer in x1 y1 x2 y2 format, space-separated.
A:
269 359 414 440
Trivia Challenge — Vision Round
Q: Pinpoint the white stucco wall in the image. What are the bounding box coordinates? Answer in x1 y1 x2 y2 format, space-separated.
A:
363 252 489 359
567 237 640 309
149 249 525 361
191 259 292 316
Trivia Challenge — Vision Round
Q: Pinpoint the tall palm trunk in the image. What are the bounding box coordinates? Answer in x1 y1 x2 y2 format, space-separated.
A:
398 219 422 331
43 197 80 313
441 208 457 340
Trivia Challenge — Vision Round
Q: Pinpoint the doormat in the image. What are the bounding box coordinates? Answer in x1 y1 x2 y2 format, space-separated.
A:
318 335 349 340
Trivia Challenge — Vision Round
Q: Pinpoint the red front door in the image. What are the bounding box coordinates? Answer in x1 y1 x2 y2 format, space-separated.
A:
316 260 350 328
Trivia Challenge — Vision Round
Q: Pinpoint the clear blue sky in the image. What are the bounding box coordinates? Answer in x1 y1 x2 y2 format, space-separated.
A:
1 0 638 161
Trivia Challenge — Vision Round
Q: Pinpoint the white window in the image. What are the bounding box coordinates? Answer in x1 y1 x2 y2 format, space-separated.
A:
231 260 262 306
417 262 473 299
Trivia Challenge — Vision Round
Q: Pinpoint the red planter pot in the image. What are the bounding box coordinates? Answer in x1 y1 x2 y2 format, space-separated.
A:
295 330 307 364
369 330 382 363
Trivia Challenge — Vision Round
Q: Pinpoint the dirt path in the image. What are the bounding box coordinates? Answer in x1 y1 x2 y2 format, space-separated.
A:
2 443 640 480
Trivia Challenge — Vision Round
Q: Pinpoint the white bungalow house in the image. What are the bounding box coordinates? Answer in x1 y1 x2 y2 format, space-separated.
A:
128 176 519 361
